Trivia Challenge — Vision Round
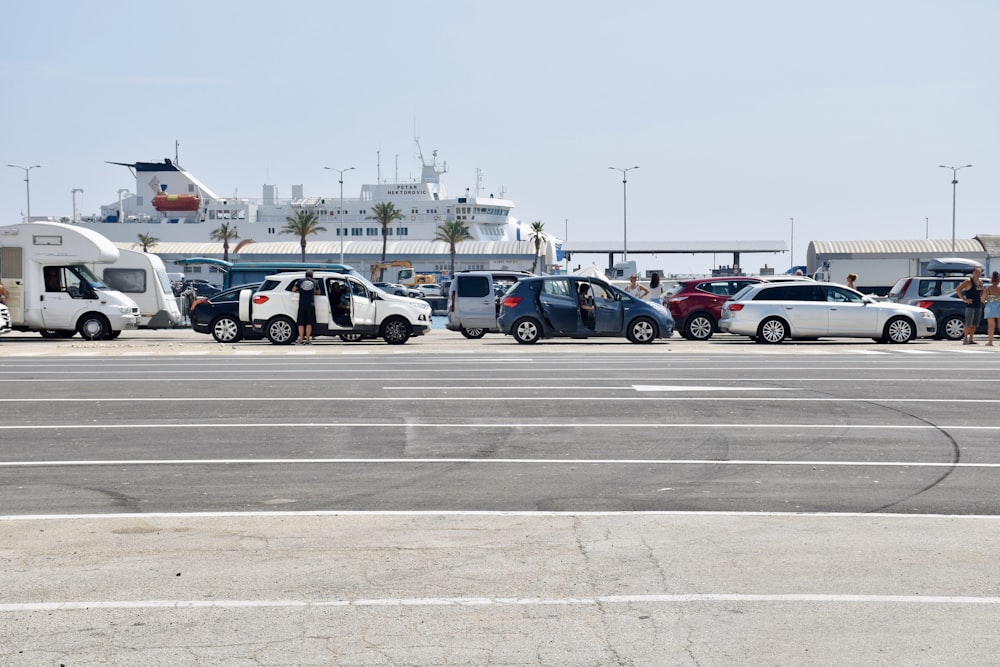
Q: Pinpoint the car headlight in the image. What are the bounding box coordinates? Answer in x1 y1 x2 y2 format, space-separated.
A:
118 304 132 314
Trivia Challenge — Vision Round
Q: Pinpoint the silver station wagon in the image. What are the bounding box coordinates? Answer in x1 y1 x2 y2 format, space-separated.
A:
719 282 937 344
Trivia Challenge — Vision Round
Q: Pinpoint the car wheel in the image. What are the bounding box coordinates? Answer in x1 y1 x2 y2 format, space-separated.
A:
684 313 715 341
211 315 243 343
512 317 541 344
627 316 657 343
106 330 122 340
265 316 297 345
381 316 412 345
756 317 787 344
77 314 111 341
340 333 364 342
940 314 965 341
884 316 915 344
461 327 487 339
39 329 66 339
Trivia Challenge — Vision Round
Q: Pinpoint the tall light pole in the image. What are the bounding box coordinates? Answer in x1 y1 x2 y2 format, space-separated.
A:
72 188 84 223
8 163 41 222
939 164 973 253
609 166 638 263
324 166 355 264
789 217 795 269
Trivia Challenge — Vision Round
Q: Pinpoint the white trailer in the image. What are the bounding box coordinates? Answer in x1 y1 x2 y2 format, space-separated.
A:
811 257 916 296
0 221 140 339
92 248 182 328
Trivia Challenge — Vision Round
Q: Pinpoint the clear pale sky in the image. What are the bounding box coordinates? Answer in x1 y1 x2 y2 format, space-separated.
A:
1 0 996 275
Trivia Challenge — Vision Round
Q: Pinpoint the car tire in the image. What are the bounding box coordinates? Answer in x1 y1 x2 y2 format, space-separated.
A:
461 327 487 339
211 315 243 343
106 330 122 340
627 316 657 343
265 316 297 345
940 314 965 341
883 316 915 344
340 333 364 342
684 313 715 341
756 317 787 344
381 316 412 345
77 314 111 341
512 317 541 344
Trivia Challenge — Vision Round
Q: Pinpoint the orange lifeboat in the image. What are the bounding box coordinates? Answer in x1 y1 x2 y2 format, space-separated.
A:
153 192 201 212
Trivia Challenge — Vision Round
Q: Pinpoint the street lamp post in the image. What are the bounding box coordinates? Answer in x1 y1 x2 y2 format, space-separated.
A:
790 217 794 269
939 164 973 253
608 166 639 263
324 166 356 264
72 188 84 223
8 163 41 221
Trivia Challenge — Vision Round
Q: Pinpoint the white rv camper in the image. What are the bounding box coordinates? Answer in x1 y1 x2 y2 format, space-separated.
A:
93 248 182 328
0 221 141 339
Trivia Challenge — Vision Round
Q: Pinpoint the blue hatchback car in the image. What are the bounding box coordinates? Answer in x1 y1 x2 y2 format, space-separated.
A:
497 275 674 344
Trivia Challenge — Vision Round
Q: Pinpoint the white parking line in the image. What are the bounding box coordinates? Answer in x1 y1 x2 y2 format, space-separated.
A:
0 457 997 468
2 592 999 613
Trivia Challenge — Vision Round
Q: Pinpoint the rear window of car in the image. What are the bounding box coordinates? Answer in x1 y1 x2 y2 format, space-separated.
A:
918 278 964 297
698 280 755 296
259 279 282 292
542 279 572 297
457 276 490 298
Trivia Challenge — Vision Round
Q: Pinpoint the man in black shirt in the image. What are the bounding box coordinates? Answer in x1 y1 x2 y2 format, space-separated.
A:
292 270 320 344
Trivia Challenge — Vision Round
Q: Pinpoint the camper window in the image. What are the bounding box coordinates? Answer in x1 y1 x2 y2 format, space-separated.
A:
103 268 147 294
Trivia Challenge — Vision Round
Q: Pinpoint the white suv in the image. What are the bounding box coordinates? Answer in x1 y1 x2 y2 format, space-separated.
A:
246 272 432 345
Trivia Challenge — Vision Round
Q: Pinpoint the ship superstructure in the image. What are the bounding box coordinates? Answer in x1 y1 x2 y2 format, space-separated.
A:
86 142 521 245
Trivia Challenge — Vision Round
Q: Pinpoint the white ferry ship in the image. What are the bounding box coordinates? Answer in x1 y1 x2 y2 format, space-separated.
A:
80 142 523 246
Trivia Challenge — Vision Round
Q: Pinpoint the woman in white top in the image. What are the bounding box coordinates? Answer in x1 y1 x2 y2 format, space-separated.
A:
646 272 664 303
625 275 648 299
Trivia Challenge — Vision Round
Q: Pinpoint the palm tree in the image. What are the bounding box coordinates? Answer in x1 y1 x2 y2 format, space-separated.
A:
136 233 159 252
367 202 404 262
435 220 473 277
210 222 240 262
281 210 326 262
528 220 546 274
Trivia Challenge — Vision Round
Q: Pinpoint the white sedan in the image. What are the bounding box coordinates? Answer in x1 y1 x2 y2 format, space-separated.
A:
719 282 937 343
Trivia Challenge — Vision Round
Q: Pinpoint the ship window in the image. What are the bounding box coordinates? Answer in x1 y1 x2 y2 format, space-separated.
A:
397 227 408 236
352 228 363 236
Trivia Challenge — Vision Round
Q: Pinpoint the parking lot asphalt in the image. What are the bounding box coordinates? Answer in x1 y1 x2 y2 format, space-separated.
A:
2 328 1000 665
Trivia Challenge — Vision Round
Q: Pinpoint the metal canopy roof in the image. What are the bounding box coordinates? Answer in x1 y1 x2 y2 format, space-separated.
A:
562 241 788 254
808 239 985 256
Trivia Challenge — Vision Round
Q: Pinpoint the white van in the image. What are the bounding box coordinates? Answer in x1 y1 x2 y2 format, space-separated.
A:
0 221 140 339
446 271 529 338
94 248 182 328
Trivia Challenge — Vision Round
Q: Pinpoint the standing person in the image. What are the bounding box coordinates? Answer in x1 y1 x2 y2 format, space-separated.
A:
956 266 984 345
625 275 648 299
292 270 320 344
983 271 1000 347
846 273 858 290
578 282 596 328
646 272 664 303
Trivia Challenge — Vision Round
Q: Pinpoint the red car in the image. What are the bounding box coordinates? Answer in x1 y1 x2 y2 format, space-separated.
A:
665 277 764 340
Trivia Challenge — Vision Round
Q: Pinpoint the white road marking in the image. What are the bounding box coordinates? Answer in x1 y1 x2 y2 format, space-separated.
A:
0 422 996 431
3 509 1000 521
0 457 996 469
2 593 999 612
633 385 796 391
3 396 999 403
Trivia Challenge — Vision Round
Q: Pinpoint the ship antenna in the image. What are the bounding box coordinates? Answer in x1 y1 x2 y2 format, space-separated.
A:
175 140 180 167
